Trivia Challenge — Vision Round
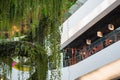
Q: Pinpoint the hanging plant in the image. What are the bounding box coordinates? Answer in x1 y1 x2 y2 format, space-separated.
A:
0 0 77 80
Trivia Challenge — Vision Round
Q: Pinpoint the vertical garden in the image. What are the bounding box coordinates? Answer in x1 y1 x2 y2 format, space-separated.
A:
0 0 76 80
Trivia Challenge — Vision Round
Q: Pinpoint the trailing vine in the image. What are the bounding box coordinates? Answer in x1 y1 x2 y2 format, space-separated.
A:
0 0 77 80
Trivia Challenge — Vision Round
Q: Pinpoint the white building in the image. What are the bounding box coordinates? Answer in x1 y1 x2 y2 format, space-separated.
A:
61 0 120 80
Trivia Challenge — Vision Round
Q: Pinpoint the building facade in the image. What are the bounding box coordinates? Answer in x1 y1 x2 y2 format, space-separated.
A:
61 0 120 80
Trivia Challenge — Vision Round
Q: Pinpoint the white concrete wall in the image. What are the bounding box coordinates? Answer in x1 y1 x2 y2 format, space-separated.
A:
61 41 120 80
10 68 30 80
0 64 31 80
61 0 120 49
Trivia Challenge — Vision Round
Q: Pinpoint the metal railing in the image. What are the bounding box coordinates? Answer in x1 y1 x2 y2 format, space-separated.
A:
63 29 120 67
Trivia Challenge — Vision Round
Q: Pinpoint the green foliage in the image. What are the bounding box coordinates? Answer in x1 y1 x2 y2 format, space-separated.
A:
0 0 76 80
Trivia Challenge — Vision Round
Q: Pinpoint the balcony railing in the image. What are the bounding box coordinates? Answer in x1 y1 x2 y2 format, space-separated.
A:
63 28 120 67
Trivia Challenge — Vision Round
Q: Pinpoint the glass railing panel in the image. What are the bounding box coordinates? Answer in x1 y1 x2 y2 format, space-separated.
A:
63 28 120 67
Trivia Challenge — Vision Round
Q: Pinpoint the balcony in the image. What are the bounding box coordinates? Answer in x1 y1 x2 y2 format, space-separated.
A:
63 27 120 67
61 29 120 80
60 0 120 80
61 0 120 49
